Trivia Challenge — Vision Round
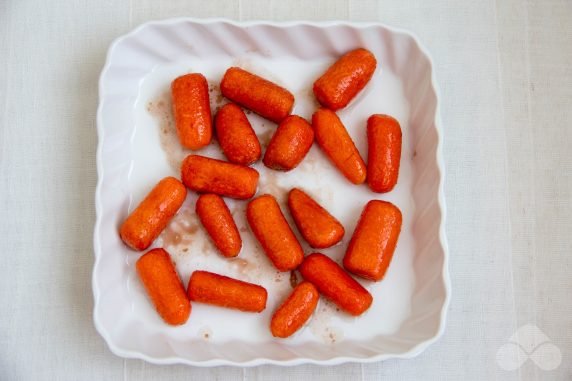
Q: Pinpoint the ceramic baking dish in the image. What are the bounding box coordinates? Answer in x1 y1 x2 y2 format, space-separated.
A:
93 18 450 366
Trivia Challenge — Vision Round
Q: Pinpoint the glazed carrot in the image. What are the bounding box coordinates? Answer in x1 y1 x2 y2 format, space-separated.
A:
299 253 372 316
119 177 187 251
270 282 319 338
263 115 314 171
171 73 212 150
181 155 259 199
215 103 261 165
287 188 344 248
136 248 191 325
196 194 242 258
187 270 267 312
367 114 402 193
343 200 402 281
220 67 294 123
246 194 304 271
312 108 366 184
313 48 377 110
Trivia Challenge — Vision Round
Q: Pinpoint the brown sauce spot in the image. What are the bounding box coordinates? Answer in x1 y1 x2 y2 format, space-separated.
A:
147 94 190 173
289 271 299 288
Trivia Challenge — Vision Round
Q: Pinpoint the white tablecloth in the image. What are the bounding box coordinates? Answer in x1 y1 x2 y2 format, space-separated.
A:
1 1 571 380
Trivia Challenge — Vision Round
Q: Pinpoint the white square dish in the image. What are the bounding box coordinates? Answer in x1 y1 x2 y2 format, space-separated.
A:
93 18 450 366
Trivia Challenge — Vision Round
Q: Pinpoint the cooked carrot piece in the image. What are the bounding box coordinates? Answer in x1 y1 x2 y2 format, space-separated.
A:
343 200 402 281
187 270 267 312
313 48 377 110
181 155 259 199
220 67 294 123
171 73 212 149
287 188 344 248
196 194 242 258
263 115 314 171
120 177 187 251
367 114 402 193
312 108 366 184
270 282 319 338
246 194 304 271
215 103 261 165
136 248 191 325
299 253 372 316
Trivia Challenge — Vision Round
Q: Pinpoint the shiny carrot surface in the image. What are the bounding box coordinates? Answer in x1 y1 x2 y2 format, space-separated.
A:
367 114 402 193
299 253 372 316
136 248 191 325
263 115 314 171
270 282 319 338
181 155 259 199
343 200 402 281
312 108 366 184
215 103 261 165
196 194 242 258
313 48 377 110
120 177 186 251
171 73 212 150
287 188 344 248
220 67 294 123
246 194 304 271
187 270 267 312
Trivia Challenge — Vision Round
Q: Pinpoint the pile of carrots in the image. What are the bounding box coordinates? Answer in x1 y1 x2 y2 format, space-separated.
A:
119 48 403 338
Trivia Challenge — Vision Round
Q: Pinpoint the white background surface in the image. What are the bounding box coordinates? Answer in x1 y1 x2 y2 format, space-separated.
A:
1 0 571 380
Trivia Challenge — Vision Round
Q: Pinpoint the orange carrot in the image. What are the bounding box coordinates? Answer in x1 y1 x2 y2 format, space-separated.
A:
215 103 261 165
171 73 212 149
196 194 242 258
220 67 294 123
263 115 314 171
367 114 402 193
136 248 191 325
181 155 259 199
343 200 402 281
246 194 304 271
270 282 319 338
287 188 344 248
187 270 267 312
313 48 377 110
312 108 366 184
119 177 187 251
299 253 372 316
